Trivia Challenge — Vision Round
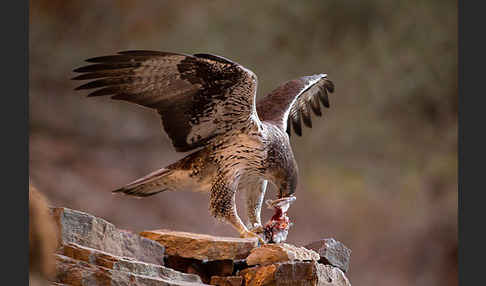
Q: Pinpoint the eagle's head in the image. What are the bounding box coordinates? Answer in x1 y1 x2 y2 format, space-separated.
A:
280 173 298 198
277 158 299 199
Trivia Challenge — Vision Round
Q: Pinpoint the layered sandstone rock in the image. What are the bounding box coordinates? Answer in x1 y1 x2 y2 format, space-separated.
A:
140 230 260 284
140 229 258 261
58 242 203 283
239 261 351 286
55 254 207 286
246 243 319 266
47 207 352 286
50 207 208 286
51 207 166 266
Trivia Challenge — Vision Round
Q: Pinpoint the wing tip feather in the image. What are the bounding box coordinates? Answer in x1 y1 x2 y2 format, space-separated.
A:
265 73 335 137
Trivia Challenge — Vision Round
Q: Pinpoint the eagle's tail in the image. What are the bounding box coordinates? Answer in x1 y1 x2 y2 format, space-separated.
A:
113 148 216 197
112 167 173 197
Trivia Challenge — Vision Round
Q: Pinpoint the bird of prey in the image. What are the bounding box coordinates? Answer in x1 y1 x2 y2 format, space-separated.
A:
73 50 334 241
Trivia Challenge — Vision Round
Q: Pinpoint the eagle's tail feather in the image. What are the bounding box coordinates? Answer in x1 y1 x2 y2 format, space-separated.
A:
113 147 216 197
112 168 172 197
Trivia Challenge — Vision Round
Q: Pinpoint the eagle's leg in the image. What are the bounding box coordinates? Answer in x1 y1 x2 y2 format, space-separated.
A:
210 175 264 243
245 179 268 234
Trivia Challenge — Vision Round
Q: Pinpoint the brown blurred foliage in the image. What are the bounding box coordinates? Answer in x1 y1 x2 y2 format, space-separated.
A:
29 184 59 285
29 1 457 285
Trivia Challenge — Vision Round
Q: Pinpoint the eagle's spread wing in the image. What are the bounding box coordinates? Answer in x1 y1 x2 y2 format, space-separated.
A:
73 50 258 152
256 74 334 136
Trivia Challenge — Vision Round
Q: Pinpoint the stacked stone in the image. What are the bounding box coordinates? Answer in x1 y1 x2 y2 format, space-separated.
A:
140 230 258 285
141 230 352 286
49 207 352 286
50 208 209 285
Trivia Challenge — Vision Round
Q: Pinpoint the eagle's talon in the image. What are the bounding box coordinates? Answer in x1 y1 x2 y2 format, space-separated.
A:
241 230 266 244
249 224 264 234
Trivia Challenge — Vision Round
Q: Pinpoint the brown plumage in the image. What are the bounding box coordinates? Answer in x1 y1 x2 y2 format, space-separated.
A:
256 74 334 136
73 50 335 242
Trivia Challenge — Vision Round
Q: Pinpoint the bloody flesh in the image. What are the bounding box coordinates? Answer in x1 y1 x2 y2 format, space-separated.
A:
263 196 295 243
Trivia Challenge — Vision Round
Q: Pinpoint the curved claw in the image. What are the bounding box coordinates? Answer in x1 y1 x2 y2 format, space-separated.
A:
241 230 266 245
249 224 264 234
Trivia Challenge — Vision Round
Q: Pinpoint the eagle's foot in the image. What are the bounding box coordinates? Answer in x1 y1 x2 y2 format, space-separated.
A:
249 223 264 234
240 230 265 244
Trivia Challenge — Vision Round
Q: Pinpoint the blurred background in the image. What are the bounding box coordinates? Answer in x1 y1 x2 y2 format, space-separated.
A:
29 1 457 285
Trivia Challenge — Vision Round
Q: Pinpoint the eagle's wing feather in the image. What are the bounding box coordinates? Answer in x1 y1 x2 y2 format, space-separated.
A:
256 74 334 136
73 50 258 152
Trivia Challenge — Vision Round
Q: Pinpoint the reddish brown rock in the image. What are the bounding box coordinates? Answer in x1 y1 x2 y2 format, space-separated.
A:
304 239 351 273
51 207 165 266
246 243 319 266
140 230 258 261
210 276 243 286
239 261 351 286
239 264 277 286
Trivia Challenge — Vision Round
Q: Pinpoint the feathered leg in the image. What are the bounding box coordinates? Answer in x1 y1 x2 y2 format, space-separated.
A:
245 179 268 234
210 174 264 243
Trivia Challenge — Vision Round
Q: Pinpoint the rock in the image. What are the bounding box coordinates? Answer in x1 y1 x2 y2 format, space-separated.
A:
313 264 351 286
165 256 234 284
246 243 319 266
51 207 165 266
140 229 258 261
210 276 243 286
304 239 351 272
239 261 351 286
48 206 352 286
239 264 277 286
55 254 209 286
58 242 202 283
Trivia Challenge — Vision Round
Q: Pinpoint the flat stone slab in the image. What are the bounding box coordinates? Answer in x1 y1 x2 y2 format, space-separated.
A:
140 230 258 261
239 261 351 286
246 243 320 266
54 254 209 286
305 239 351 273
58 242 202 284
51 207 165 266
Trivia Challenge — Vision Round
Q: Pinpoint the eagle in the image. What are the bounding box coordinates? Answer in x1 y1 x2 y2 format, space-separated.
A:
73 50 334 241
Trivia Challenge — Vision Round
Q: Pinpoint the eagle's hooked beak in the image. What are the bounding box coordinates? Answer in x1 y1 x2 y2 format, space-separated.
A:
266 195 296 212
278 188 297 199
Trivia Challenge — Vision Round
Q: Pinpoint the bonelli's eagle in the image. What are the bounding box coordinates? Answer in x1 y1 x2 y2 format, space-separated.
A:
73 50 334 241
